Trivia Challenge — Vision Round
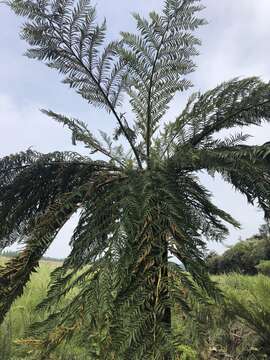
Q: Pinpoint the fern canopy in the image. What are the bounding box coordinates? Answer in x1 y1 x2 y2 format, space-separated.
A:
1 0 270 358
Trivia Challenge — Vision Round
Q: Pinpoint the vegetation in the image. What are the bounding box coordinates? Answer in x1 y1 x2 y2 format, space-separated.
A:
256 260 270 276
1 0 270 358
0 258 91 360
1 259 270 359
0 258 57 360
177 274 270 359
0 250 63 263
206 225 270 275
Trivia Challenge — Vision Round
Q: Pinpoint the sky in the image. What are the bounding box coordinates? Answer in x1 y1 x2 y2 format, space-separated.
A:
1 0 270 258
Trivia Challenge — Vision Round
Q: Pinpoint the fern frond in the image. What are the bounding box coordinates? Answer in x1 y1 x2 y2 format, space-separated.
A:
118 0 205 166
9 0 142 167
163 78 270 154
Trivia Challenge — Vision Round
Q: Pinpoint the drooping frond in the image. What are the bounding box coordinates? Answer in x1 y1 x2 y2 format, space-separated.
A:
20 169 228 358
0 150 93 250
169 143 270 218
0 190 79 323
0 149 119 322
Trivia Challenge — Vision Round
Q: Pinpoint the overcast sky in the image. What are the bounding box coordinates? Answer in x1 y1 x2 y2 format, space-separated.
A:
1 0 270 258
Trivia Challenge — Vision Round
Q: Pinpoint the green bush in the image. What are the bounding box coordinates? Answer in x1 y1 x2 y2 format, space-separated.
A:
256 260 270 276
206 236 270 275
176 345 197 360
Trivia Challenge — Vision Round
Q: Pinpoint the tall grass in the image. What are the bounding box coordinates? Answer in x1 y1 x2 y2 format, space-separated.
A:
0 258 58 359
178 273 270 359
0 258 91 359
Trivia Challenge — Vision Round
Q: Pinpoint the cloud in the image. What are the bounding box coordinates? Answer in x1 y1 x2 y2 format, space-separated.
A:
0 94 75 157
192 0 270 90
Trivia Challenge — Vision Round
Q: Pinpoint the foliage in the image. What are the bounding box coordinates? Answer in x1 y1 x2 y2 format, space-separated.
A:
258 220 270 238
223 274 270 356
174 274 270 359
176 345 197 360
206 232 270 275
256 260 270 276
1 0 270 358
0 250 63 262
0 259 55 360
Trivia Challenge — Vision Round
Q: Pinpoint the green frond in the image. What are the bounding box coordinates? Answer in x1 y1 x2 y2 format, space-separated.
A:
0 150 93 250
163 77 270 154
0 148 118 322
41 109 126 166
0 189 80 323
9 0 142 167
169 143 270 218
118 0 205 166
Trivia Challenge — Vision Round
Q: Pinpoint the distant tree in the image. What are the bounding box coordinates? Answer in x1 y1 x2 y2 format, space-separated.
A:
1 0 270 358
205 251 220 274
220 240 259 275
207 236 270 275
259 221 270 238
256 260 270 276
0 250 19 258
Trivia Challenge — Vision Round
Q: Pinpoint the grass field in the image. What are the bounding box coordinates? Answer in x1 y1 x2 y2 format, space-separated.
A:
0 257 92 360
0 257 60 359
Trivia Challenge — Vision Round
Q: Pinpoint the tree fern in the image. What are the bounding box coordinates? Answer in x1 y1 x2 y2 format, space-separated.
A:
1 0 270 358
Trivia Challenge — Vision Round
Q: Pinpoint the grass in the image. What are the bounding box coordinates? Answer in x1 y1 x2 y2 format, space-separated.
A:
0 257 59 360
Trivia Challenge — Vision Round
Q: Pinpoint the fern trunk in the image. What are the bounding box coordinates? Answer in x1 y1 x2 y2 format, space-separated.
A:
150 231 172 359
